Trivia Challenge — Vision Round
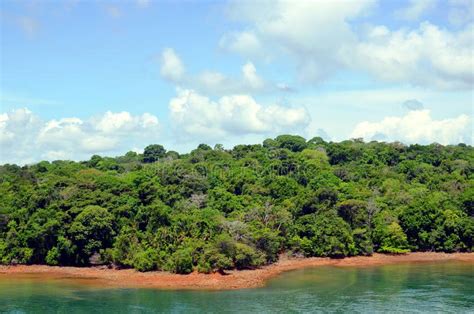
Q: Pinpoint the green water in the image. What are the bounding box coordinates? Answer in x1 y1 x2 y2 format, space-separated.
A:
1 262 473 313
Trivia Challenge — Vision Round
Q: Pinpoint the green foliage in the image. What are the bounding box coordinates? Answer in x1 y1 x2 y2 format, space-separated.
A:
337 199 368 228
252 227 281 263
167 247 194 274
197 245 233 273
275 135 308 152
0 136 472 273
133 249 159 272
352 228 374 255
69 205 115 264
45 247 60 265
143 144 166 163
233 243 265 269
303 211 356 257
373 212 409 253
378 246 410 254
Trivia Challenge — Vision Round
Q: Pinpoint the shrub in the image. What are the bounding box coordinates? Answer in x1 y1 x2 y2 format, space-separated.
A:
45 247 59 266
133 249 158 272
166 247 194 274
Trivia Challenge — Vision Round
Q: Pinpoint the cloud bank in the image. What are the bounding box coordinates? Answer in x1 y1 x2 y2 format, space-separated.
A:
221 0 473 89
351 109 472 144
159 48 288 95
0 109 160 164
169 89 311 140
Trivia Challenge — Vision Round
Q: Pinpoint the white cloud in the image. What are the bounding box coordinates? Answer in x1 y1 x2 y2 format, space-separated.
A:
368 25 390 38
95 111 134 133
38 118 85 150
347 22 474 89
219 31 265 59
194 61 267 93
242 62 264 89
221 0 473 89
94 111 157 134
0 108 43 164
292 86 472 143
222 0 374 82
168 89 310 140
196 71 227 91
0 108 40 143
448 0 474 26
160 48 185 82
43 150 70 161
351 109 472 144
0 109 160 164
81 136 118 153
159 47 273 94
0 114 13 144
394 0 437 21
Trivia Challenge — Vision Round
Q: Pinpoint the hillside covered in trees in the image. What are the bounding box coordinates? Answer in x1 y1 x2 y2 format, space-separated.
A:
0 136 472 274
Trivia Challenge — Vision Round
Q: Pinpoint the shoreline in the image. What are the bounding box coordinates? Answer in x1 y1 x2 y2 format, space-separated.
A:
1 252 473 290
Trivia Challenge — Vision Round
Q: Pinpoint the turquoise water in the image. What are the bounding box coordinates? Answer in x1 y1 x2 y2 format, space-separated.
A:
1 262 473 313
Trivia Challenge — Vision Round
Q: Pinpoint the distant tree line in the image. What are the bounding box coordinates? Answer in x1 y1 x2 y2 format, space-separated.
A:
0 135 472 273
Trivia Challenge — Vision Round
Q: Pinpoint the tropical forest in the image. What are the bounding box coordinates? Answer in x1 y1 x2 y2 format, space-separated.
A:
1 135 472 274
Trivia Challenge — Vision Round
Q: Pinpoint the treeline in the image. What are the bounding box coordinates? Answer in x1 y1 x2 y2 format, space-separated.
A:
0 135 472 273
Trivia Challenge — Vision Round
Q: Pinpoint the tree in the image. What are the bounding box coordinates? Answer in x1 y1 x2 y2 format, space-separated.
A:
214 144 224 151
233 243 265 269
133 248 159 272
337 199 368 228
310 211 356 257
197 143 212 151
253 227 281 263
275 135 308 152
166 247 194 274
307 136 326 147
197 244 232 273
295 211 355 257
143 144 166 163
460 185 474 216
69 205 115 264
165 150 180 160
373 211 409 254
263 138 279 150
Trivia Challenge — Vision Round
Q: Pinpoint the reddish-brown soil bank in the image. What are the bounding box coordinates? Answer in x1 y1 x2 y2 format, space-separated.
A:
1 252 472 290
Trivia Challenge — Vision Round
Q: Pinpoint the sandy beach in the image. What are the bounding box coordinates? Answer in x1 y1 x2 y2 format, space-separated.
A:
1 252 472 290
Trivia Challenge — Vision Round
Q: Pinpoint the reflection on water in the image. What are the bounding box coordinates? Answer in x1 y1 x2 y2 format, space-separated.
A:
0 262 473 313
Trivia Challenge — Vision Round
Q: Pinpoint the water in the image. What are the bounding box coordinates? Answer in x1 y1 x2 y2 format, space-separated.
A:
1 262 473 313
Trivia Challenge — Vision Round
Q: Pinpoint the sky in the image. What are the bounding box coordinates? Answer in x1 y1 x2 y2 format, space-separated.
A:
0 0 473 164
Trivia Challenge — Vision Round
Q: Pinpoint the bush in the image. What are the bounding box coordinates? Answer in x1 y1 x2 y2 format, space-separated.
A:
234 243 265 269
352 228 373 256
45 247 59 266
197 245 233 273
275 135 308 152
167 247 194 274
289 236 313 256
296 211 356 258
374 212 410 253
133 249 158 272
12 248 33 264
253 228 281 263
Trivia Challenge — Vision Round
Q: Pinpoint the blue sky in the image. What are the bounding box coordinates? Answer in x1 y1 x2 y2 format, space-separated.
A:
0 0 473 164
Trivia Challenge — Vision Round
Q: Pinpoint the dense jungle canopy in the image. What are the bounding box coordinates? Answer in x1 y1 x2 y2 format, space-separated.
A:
1 135 472 273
